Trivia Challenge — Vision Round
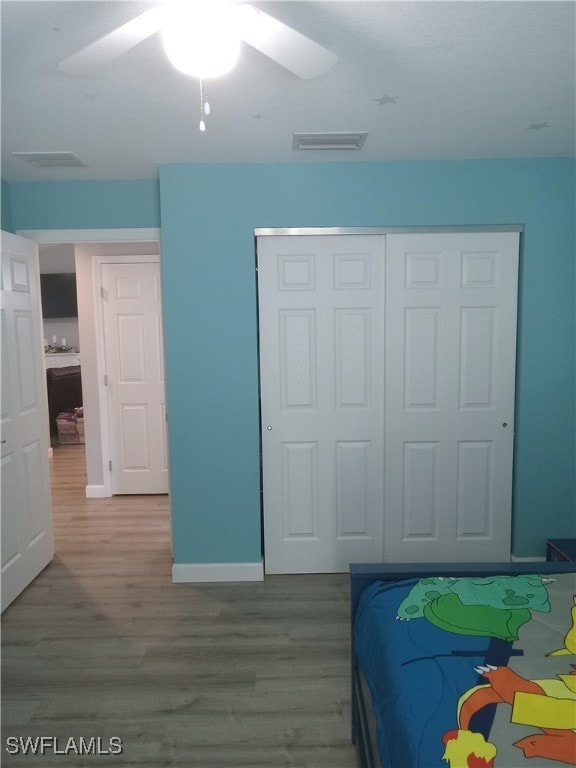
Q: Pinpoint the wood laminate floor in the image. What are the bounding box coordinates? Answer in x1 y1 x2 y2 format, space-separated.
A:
2 445 358 768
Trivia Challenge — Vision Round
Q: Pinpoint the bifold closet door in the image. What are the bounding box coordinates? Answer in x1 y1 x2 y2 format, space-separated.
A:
258 235 386 574
384 232 519 562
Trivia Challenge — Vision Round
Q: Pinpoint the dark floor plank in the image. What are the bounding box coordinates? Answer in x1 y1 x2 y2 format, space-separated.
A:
2 445 357 768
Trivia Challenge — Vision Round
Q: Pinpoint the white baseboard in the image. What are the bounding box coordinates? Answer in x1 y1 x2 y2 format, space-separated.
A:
85 485 109 498
172 561 264 583
511 555 546 562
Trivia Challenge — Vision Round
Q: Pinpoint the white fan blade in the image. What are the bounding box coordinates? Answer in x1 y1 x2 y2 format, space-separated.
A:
233 5 337 80
58 8 166 74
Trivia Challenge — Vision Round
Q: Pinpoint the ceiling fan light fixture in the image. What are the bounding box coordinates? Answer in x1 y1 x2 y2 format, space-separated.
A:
162 0 240 79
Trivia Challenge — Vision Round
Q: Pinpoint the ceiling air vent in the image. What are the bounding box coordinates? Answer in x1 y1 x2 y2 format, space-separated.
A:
12 151 87 169
292 132 368 151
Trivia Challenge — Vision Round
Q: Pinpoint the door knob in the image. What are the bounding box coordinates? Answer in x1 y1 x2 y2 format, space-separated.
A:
266 425 272 431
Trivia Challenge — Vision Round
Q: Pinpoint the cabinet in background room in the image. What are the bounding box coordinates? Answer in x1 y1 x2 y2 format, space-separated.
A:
46 366 83 438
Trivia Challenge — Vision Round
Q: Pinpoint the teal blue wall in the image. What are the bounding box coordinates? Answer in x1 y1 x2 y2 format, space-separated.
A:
1 179 14 232
8 179 160 230
5 158 575 561
159 158 575 562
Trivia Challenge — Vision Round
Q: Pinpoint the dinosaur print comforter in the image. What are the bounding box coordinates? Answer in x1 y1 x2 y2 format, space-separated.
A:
353 572 576 767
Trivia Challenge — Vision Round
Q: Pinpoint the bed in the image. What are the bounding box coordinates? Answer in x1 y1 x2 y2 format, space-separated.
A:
350 562 576 768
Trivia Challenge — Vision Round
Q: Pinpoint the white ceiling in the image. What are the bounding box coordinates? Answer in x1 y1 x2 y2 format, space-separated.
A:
2 0 575 182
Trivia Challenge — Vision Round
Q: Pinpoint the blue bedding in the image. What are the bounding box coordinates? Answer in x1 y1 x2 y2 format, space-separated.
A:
353 574 576 768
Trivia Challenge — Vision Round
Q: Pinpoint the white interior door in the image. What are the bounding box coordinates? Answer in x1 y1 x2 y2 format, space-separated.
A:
1 230 54 611
101 261 168 494
259 230 519 573
384 232 519 562
258 235 385 573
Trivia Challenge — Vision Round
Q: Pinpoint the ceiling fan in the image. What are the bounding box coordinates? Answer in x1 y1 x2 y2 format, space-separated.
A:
58 1 338 81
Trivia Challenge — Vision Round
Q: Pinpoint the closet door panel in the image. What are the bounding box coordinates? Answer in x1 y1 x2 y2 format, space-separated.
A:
384 232 519 562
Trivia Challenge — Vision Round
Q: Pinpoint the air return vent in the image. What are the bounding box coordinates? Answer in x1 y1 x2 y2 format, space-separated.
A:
292 132 368 151
12 151 87 168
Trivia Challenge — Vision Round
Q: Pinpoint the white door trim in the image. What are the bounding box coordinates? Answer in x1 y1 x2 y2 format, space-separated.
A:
16 229 161 243
92 254 162 497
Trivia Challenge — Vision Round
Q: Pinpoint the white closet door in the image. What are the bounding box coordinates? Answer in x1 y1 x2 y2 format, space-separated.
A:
101 261 168 494
384 232 519 562
1 231 54 611
258 235 385 573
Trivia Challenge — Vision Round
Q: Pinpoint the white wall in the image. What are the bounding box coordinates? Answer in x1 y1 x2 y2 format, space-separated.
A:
39 242 75 271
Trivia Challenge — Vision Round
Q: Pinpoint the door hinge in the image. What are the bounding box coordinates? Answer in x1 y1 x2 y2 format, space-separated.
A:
108 460 112 471
100 286 105 300
104 374 108 386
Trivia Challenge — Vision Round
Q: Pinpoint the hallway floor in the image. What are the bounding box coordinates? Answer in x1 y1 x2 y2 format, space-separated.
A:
1 444 357 767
